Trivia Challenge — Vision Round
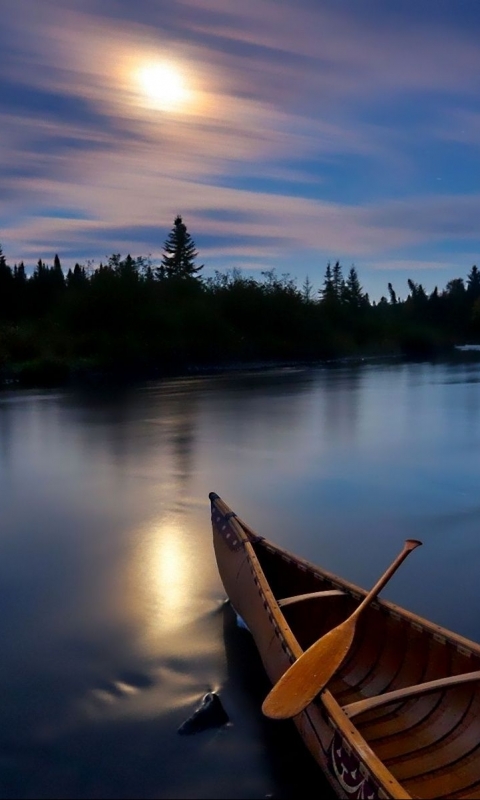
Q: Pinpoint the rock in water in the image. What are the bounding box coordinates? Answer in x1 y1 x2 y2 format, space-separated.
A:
177 692 230 735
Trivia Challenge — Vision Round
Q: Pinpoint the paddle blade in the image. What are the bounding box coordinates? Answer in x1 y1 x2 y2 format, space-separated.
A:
262 618 355 719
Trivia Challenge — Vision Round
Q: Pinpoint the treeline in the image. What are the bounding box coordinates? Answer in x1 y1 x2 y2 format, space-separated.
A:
1 216 480 386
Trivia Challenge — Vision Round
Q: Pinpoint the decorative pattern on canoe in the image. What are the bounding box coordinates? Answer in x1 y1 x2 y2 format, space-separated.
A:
329 732 379 800
211 508 244 552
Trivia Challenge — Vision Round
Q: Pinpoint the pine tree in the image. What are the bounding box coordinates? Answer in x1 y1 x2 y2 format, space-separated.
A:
302 275 314 302
344 266 364 308
52 254 65 289
0 246 13 308
13 262 26 284
332 261 345 300
320 262 336 304
33 259 47 282
67 263 87 289
160 215 203 280
0 245 11 280
467 265 480 302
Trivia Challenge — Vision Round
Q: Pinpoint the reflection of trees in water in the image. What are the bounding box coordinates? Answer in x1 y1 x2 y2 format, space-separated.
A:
64 373 313 483
64 383 200 486
64 387 144 468
164 389 198 502
205 369 315 451
321 366 363 442
458 362 480 427
61 381 205 523
0 398 13 466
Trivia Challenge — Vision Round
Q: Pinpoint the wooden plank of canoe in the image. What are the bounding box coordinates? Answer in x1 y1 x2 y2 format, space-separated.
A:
343 670 480 719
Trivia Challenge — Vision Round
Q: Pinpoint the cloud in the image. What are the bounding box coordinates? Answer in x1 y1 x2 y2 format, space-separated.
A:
432 108 480 148
2 0 480 294
368 259 464 273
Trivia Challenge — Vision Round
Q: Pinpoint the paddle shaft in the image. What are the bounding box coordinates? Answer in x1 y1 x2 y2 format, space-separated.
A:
350 538 422 621
262 538 422 720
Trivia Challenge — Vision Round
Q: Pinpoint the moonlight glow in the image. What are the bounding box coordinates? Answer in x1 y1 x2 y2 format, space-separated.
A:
138 63 190 111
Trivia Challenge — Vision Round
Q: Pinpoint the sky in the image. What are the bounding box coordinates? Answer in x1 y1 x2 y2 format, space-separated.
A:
3 0 480 299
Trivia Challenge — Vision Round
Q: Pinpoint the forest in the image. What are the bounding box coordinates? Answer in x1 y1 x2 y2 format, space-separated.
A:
1 215 480 386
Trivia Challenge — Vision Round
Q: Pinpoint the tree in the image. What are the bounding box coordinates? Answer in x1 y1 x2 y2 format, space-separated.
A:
0 245 13 318
332 261 345 300
467 265 480 302
160 215 203 280
0 245 12 284
52 254 65 290
13 262 26 284
343 266 364 308
302 275 314 302
320 262 336 304
66 263 87 289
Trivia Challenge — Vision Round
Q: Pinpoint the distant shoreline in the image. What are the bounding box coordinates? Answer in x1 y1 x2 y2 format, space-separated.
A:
3 345 480 391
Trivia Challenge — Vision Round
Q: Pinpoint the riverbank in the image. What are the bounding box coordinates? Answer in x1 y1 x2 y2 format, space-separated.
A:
2 341 476 391
0 348 404 390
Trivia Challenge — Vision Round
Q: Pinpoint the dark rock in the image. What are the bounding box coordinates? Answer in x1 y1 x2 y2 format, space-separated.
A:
177 692 230 735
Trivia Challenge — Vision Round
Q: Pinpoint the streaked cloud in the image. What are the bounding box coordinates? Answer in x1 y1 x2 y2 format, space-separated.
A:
2 0 480 297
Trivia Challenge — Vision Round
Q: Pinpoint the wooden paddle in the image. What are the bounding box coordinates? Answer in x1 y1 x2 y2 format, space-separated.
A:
262 538 422 720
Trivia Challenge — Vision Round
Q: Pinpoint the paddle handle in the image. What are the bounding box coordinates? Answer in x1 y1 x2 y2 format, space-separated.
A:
352 538 422 620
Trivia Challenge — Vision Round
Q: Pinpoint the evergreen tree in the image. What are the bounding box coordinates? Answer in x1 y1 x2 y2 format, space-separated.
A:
116 254 139 281
320 262 336 304
160 215 203 279
143 262 155 282
344 266 364 308
467 265 480 302
0 245 13 316
388 282 397 305
52 254 65 289
407 279 428 302
0 245 12 284
0 245 8 272
67 263 87 289
13 262 26 284
302 275 314 302
33 259 47 283
332 261 345 301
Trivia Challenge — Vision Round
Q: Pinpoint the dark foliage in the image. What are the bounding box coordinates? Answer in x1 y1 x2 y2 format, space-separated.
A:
0 228 478 387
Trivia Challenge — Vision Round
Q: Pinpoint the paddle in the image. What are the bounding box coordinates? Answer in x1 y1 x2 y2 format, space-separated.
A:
262 538 422 720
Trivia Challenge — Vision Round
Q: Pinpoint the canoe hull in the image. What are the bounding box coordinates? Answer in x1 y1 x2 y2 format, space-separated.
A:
211 493 409 800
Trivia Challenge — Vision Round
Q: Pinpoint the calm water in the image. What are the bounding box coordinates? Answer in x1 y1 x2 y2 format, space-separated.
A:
1 359 480 799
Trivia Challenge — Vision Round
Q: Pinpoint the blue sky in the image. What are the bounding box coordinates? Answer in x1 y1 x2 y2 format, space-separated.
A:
2 0 480 299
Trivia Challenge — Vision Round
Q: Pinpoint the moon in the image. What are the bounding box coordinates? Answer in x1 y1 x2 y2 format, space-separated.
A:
138 63 190 111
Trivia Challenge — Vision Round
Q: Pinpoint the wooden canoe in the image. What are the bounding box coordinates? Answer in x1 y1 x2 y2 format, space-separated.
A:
210 492 480 800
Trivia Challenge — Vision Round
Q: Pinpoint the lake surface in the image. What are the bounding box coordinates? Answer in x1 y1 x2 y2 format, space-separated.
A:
1 357 480 799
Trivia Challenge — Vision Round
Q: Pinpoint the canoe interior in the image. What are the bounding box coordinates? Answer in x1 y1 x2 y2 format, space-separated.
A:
250 537 480 800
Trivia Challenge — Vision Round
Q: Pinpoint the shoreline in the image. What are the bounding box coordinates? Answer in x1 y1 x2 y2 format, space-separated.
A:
3 344 480 392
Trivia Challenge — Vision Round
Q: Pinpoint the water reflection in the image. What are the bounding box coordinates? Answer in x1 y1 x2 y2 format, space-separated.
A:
1 359 480 797
321 365 362 443
166 391 198 494
134 517 196 638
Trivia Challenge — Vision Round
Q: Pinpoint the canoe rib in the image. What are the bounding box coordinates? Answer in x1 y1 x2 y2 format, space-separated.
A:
343 670 480 719
278 589 346 607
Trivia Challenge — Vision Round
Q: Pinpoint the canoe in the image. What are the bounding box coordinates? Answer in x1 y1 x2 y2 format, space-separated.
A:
210 492 480 800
